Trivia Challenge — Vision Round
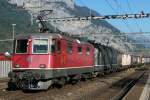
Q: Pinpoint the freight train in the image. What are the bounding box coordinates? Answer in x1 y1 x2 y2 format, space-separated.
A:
7 33 148 90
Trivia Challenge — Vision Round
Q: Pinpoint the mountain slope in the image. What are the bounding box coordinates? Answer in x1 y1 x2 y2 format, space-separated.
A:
3 0 134 52
0 0 39 39
0 0 39 52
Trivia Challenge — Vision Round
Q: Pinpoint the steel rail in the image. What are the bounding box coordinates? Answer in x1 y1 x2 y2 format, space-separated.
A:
111 71 145 100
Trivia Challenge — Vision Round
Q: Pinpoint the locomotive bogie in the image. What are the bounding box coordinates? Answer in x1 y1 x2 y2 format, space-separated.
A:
8 68 94 90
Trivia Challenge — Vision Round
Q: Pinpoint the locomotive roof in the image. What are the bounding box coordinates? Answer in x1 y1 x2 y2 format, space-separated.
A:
15 33 92 45
15 33 62 39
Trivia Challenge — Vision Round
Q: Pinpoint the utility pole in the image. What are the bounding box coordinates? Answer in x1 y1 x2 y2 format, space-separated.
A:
12 24 16 40
30 13 34 25
12 24 16 50
89 8 92 23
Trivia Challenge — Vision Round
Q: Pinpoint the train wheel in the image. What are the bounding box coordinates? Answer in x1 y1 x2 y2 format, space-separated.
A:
70 79 79 85
7 80 17 91
69 75 81 85
55 77 66 88
59 77 66 85
81 73 93 81
89 73 94 81
81 74 88 81
16 80 24 89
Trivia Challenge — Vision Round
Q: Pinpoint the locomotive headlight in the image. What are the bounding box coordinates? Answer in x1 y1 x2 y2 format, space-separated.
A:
15 64 20 68
39 64 46 68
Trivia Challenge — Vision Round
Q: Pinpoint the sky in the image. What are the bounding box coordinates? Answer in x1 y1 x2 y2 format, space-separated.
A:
75 0 150 33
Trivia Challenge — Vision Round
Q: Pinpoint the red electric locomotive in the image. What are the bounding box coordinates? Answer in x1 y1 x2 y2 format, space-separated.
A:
8 33 94 90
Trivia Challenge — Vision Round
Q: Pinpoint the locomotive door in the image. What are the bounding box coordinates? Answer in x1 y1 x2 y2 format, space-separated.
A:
48 38 66 68
54 39 66 68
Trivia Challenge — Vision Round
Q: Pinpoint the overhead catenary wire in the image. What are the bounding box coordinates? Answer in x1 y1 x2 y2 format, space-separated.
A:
113 0 124 12
126 0 142 33
103 0 147 53
105 0 117 14
79 0 94 21
105 0 132 32
124 0 147 51
112 0 134 33
115 0 150 52
45 13 150 22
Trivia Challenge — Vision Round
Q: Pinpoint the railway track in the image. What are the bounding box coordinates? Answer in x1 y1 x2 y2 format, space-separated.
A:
72 69 146 100
0 67 147 100
111 71 145 100
111 67 149 100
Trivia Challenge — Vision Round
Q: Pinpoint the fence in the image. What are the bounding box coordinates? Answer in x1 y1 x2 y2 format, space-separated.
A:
0 53 12 78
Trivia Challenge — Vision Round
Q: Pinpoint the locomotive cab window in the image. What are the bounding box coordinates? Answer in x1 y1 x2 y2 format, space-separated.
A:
16 39 28 53
86 47 90 55
33 39 48 53
56 40 61 53
67 43 73 53
50 39 56 53
78 46 82 54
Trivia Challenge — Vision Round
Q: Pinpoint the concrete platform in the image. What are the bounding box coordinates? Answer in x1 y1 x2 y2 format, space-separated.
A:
0 78 8 90
123 69 150 100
